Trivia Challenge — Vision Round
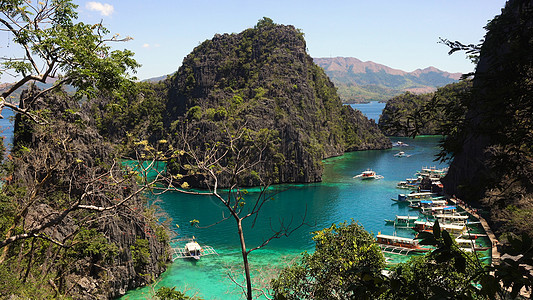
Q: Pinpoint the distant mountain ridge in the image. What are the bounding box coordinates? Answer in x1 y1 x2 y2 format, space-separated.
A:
313 57 462 103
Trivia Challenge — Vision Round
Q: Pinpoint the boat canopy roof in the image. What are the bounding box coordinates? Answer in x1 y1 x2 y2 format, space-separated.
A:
185 242 202 252
396 215 419 220
377 234 416 243
435 214 469 220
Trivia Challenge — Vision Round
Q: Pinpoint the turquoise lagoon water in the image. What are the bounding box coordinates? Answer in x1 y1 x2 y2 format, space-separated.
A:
121 136 455 299
350 102 386 123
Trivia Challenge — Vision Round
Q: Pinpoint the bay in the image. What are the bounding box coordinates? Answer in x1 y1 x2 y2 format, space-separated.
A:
350 101 386 123
0 108 15 150
122 136 448 299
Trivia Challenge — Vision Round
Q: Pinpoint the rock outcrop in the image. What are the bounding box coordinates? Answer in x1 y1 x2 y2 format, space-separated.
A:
163 19 390 186
441 0 533 235
6 84 170 299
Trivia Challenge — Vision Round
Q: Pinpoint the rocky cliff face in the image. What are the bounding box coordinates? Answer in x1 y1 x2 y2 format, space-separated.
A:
5 85 170 299
164 19 390 186
441 0 533 234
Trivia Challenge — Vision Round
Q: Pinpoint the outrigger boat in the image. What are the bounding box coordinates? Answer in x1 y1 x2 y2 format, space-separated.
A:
413 221 467 236
353 169 384 180
416 166 448 179
393 192 439 203
409 199 448 209
394 151 411 157
433 214 471 224
397 178 420 190
172 238 218 260
455 238 491 252
376 234 432 254
384 215 419 227
420 205 457 216
392 141 409 147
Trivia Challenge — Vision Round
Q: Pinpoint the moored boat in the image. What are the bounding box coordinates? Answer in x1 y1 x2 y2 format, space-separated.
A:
413 221 466 236
397 178 420 190
353 169 384 180
384 215 419 227
376 234 432 253
394 192 439 202
392 141 409 147
394 151 411 157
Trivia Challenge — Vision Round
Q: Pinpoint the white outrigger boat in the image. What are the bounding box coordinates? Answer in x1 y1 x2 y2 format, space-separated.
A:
394 151 411 157
172 238 218 260
353 169 384 180
384 215 419 228
393 192 439 203
392 141 410 147
376 234 432 255
413 221 467 236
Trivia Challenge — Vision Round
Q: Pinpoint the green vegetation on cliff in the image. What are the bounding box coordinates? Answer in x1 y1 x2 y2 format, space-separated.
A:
160 18 390 186
0 1 171 298
378 80 471 137
96 18 391 187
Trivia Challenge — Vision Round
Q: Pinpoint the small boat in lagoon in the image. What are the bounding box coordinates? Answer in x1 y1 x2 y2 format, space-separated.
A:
353 169 384 180
455 238 491 252
416 166 448 179
420 205 457 216
394 151 411 157
172 238 218 260
433 214 470 224
393 192 440 202
396 178 420 190
413 221 467 236
377 234 432 254
392 141 410 147
409 199 448 210
384 215 419 227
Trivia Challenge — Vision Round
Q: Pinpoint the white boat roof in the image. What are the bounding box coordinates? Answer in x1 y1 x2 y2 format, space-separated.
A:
435 214 469 220
455 238 478 245
396 215 419 220
413 221 465 230
185 242 202 251
377 234 416 243
404 192 438 197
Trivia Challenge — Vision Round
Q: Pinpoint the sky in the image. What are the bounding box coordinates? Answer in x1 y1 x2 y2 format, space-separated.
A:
2 0 508 82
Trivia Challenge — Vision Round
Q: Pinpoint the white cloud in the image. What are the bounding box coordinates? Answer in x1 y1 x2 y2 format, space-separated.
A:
142 44 160 49
86 2 114 16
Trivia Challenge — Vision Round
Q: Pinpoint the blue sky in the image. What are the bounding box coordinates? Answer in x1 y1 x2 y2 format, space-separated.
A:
2 0 508 82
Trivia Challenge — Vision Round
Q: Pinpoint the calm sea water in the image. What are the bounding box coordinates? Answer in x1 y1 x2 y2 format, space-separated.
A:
0 108 14 150
121 104 450 299
350 102 386 123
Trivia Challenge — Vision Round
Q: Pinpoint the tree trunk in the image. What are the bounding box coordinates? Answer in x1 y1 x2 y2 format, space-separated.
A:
237 218 253 300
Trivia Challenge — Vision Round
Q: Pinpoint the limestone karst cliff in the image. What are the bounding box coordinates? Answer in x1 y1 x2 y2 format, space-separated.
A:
162 18 391 186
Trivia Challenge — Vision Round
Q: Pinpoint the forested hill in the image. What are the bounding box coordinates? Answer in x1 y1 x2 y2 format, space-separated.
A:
378 80 471 136
115 18 390 187
314 57 462 103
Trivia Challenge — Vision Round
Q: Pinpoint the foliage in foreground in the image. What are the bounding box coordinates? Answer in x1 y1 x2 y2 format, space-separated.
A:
271 219 532 299
271 220 385 299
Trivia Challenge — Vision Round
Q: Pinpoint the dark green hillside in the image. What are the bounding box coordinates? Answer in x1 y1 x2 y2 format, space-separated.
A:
441 0 533 237
378 80 471 136
161 18 390 186
313 57 461 103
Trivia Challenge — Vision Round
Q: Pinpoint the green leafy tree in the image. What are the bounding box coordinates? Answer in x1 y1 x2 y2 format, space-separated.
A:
271 220 385 299
0 0 139 121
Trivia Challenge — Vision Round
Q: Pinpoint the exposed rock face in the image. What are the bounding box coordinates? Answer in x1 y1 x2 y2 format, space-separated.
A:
441 0 533 237
164 20 390 186
442 0 533 202
8 85 170 299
